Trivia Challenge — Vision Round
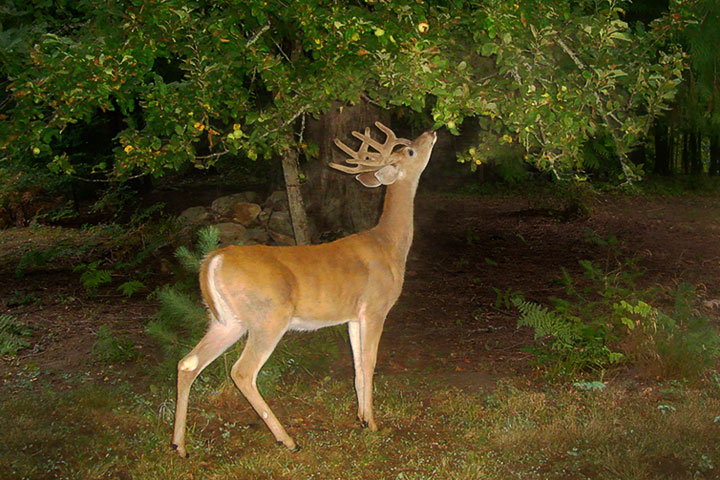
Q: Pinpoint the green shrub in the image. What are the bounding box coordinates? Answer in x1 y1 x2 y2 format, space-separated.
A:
510 259 720 380
622 283 720 379
15 249 57 278
173 226 220 275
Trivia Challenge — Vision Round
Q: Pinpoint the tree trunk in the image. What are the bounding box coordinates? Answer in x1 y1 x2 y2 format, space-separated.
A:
629 142 646 170
303 100 389 238
282 146 311 245
681 132 690 174
710 134 720 176
689 130 702 175
668 125 676 173
653 122 671 175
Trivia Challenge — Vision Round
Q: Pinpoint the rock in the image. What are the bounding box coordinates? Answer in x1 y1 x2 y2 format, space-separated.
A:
231 202 262 226
213 222 248 246
239 191 260 203
177 206 211 226
269 230 296 246
245 227 270 244
265 190 289 212
268 211 294 237
212 193 259 218
258 207 272 226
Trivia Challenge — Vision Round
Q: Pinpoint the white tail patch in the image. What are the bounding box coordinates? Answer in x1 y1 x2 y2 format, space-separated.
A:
179 354 199 372
207 254 238 325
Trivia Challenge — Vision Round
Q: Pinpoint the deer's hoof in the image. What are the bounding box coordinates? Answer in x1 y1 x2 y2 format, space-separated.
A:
277 440 300 452
171 443 189 458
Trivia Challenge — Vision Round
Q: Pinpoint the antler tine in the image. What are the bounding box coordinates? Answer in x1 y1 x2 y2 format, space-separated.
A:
330 122 411 175
331 127 378 174
374 121 411 146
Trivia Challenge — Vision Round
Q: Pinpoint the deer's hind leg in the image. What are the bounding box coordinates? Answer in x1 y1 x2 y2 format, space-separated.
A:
172 319 246 458
230 312 296 450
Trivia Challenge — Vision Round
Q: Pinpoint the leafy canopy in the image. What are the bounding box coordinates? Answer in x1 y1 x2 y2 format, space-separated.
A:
0 0 692 183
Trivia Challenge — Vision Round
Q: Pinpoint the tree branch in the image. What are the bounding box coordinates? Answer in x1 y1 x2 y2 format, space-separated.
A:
247 24 270 48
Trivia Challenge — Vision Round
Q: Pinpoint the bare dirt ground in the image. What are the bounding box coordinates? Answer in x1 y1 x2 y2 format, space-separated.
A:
2 192 719 393
388 193 720 383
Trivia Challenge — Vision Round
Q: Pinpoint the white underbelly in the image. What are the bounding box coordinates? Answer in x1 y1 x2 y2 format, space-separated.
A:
288 317 351 332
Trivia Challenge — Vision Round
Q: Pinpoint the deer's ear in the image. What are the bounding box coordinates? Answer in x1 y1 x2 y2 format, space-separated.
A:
355 172 382 188
374 164 400 185
355 165 400 188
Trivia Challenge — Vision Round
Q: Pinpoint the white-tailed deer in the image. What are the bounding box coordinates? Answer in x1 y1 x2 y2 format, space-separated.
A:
171 122 437 457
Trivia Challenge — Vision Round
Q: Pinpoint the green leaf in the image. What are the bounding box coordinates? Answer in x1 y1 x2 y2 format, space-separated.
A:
117 280 146 297
481 42 498 57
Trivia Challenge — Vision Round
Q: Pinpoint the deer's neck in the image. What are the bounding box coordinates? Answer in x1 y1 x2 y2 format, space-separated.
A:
373 179 419 263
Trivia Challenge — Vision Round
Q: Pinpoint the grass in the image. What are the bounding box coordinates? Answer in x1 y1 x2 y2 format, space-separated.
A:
2 361 719 479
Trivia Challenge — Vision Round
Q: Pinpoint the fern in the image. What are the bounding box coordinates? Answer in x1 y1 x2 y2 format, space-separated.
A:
512 259 720 380
512 296 621 376
117 280 145 297
74 260 112 295
513 298 579 343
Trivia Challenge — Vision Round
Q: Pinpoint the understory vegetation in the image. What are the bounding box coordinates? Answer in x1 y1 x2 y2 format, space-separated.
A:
507 255 720 380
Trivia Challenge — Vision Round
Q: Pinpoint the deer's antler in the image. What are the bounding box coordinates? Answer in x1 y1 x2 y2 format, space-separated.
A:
330 122 411 174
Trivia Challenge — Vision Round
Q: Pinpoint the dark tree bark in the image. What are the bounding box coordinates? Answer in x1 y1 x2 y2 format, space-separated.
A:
653 123 671 175
303 101 389 238
629 142 646 170
710 135 720 176
282 146 311 245
681 132 690 174
689 130 703 175
668 125 676 173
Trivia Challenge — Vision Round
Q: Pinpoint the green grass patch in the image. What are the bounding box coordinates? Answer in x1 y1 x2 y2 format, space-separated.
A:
0 314 32 357
3 371 719 479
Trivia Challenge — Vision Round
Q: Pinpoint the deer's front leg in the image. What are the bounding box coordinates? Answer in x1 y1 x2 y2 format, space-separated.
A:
349 313 385 431
348 321 365 424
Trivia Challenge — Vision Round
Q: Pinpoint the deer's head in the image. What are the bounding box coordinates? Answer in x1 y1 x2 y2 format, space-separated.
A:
330 122 436 188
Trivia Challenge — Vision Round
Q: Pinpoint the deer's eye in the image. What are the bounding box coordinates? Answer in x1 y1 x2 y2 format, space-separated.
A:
407 149 415 157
